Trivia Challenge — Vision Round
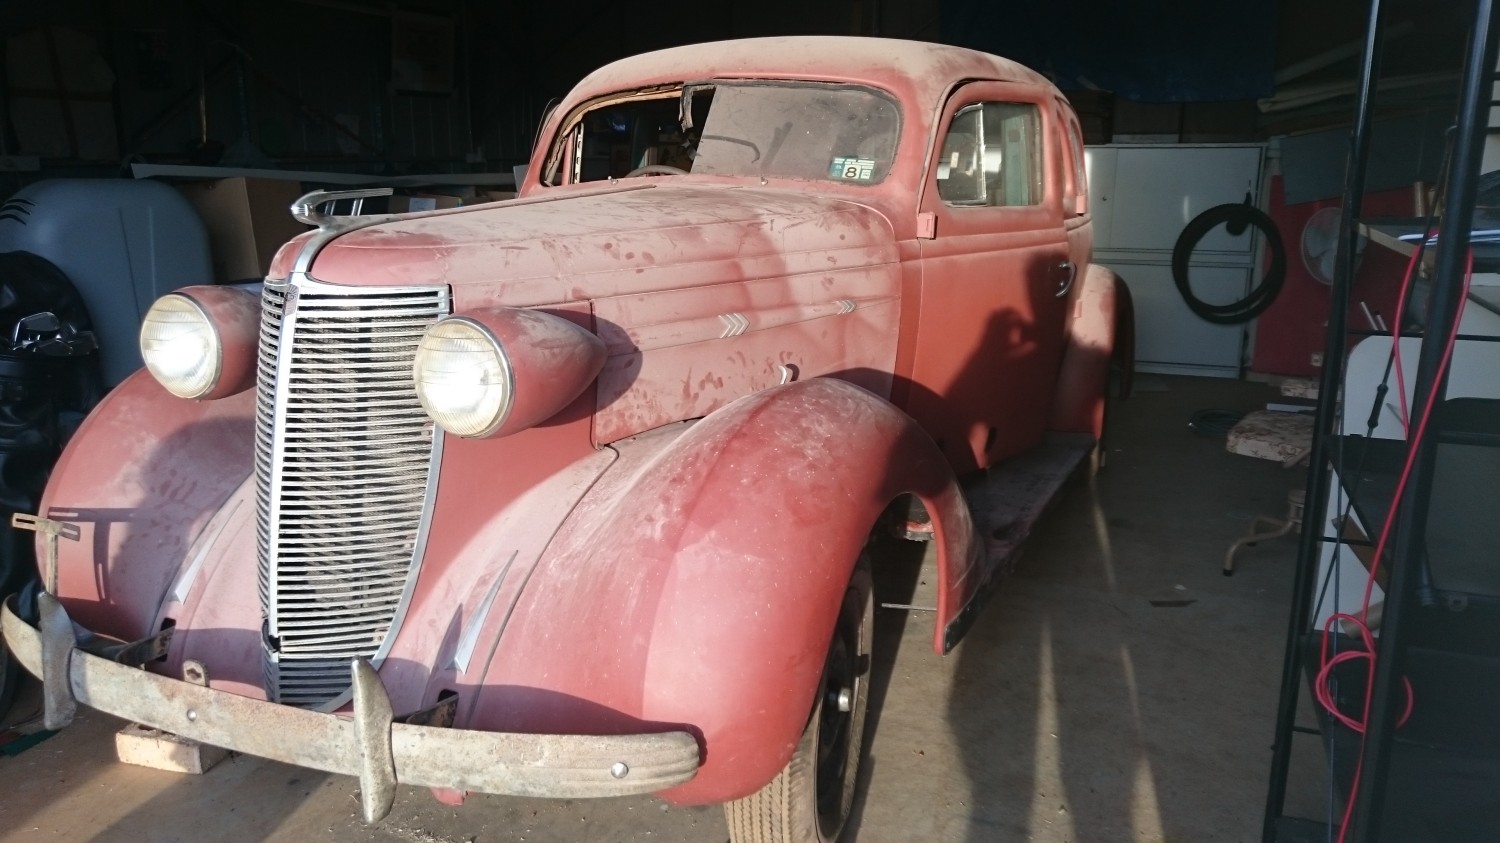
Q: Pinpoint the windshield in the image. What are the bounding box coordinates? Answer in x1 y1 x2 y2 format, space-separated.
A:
550 82 901 185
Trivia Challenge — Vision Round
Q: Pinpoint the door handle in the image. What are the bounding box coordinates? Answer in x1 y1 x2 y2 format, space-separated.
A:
1054 260 1077 298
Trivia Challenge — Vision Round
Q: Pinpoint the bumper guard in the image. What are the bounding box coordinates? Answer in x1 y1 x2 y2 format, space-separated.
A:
1 594 700 822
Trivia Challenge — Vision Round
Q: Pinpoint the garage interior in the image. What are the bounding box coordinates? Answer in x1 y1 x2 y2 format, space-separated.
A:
0 1 1497 841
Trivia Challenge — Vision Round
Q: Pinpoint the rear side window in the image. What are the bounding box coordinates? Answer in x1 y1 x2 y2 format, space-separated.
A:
936 102 1042 207
1066 113 1087 214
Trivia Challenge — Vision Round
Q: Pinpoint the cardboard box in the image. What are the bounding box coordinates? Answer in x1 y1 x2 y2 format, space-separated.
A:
177 178 307 283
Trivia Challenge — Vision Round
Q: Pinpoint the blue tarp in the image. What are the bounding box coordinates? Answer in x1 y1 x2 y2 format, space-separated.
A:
940 0 1278 102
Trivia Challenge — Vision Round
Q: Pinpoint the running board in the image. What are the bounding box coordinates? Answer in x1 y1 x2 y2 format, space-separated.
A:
942 433 1095 652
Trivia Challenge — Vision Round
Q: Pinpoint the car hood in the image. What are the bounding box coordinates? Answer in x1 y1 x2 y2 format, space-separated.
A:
306 183 898 307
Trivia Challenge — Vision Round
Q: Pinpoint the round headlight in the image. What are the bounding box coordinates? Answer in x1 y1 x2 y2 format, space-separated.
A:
140 293 220 399
413 317 513 437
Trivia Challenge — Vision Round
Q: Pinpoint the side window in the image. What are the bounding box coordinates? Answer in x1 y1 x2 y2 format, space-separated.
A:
935 101 1042 207
1066 115 1088 214
936 106 983 203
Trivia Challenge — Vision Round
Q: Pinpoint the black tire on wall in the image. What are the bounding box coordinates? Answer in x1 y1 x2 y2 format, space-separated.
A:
725 557 874 843
1171 202 1286 324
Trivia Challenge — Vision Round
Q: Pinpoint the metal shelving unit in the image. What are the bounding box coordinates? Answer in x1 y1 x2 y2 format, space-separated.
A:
1261 0 1500 840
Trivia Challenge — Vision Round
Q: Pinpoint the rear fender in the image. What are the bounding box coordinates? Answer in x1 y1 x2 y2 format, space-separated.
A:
465 378 977 804
1049 264 1130 440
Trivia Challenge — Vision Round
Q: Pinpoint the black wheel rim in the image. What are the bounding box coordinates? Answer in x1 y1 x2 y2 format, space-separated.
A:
815 589 861 837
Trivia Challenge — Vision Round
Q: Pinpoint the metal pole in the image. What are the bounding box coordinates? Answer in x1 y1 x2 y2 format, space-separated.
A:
1261 1 1387 839
1350 1 1500 839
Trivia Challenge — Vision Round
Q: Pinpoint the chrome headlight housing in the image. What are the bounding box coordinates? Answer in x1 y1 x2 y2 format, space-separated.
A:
412 317 514 438
413 307 607 440
140 293 221 399
139 286 260 400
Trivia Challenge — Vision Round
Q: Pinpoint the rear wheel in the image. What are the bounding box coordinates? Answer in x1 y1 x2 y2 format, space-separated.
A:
1089 397 1111 475
725 559 874 843
1088 275 1135 476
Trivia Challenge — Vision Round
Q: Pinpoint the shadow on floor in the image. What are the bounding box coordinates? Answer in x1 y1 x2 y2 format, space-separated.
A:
847 376 1300 843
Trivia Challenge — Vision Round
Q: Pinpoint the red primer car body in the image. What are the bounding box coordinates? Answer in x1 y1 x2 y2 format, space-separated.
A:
10 35 1125 827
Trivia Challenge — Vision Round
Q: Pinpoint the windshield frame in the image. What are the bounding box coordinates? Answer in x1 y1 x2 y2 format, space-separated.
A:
539 78 904 188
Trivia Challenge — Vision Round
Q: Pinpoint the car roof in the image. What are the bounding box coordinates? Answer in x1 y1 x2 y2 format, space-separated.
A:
568 36 1054 107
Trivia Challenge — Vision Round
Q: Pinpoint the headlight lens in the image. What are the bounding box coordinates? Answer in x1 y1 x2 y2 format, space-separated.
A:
140 294 220 399
413 317 513 437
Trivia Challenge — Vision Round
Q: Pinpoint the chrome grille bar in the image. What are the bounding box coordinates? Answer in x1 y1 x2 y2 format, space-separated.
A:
256 277 449 708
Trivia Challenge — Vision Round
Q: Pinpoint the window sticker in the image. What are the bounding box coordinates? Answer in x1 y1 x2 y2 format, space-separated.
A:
829 157 877 181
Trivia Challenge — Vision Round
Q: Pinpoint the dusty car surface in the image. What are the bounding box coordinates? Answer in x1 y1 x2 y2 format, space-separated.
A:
2 35 1127 843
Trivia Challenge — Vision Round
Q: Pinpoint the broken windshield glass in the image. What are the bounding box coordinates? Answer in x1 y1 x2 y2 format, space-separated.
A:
558 81 900 185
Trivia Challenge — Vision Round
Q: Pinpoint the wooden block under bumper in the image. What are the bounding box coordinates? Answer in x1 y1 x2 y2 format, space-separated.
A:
115 722 229 775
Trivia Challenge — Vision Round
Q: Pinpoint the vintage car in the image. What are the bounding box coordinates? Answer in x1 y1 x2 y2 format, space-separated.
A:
0 36 1128 843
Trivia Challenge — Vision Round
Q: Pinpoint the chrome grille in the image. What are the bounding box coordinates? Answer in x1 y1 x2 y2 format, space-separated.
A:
256 278 449 708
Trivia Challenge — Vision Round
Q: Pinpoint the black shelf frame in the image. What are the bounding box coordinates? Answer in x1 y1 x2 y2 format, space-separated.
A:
1261 0 1500 840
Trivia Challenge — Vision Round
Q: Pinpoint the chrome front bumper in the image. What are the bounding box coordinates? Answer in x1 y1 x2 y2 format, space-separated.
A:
1 594 700 822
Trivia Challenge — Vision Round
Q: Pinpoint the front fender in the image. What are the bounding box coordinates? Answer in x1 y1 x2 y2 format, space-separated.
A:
465 377 977 804
40 369 254 639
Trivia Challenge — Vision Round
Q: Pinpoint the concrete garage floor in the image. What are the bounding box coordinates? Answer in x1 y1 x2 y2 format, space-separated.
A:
0 375 1315 842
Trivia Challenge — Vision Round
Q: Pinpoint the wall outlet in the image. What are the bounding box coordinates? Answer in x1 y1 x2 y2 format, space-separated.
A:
1310 352 1324 367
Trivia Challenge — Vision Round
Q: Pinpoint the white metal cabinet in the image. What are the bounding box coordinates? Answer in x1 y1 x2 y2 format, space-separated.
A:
1086 143 1266 377
1102 261 1249 372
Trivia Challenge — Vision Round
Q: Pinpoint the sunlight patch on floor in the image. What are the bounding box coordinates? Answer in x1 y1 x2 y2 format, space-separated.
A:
1120 645 1143 723
1088 488 1118 591
1025 621 1076 840
1120 647 1166 839
1130 754 1167 840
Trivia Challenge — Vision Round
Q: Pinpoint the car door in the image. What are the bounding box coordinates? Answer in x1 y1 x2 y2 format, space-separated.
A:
906 82 1073 473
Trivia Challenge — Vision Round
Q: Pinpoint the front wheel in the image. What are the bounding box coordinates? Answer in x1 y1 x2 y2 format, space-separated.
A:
725 558 874 843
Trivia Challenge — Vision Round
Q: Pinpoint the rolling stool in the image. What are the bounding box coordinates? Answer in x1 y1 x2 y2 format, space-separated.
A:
1224 488 1305 575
